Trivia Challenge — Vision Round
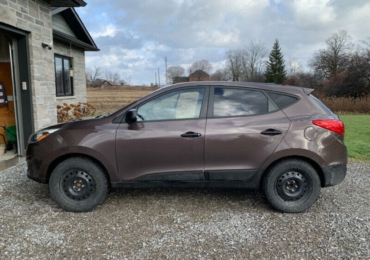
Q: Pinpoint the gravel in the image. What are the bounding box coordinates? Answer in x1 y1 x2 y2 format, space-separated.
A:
0 162 370 259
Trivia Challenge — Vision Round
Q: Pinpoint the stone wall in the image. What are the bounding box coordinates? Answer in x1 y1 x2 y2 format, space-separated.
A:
53 40 87 105
0 0 55 130
0 0 88 131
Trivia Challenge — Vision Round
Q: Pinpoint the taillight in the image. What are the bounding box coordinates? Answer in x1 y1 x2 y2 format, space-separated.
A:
312 120 345 135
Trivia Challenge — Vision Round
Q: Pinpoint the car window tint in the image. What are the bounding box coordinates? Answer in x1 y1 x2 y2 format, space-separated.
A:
137 88 204 121
267 92 298 109
213 88 269 117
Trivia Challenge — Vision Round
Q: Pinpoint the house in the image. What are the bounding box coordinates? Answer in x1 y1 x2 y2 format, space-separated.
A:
100 80 118 88
173 70 210 83
90 79 118 88
173 76 190 83
0 0 98 156
189 70 210 81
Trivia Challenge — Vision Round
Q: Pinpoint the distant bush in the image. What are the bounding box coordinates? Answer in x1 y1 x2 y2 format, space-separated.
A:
320 96 370 114
57 102 96 123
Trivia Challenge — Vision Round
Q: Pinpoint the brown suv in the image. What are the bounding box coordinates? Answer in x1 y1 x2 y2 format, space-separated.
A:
27 82 347 213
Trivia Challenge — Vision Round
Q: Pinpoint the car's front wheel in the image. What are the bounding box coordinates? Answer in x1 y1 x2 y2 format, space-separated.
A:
263 159 321 213
49 157 108 212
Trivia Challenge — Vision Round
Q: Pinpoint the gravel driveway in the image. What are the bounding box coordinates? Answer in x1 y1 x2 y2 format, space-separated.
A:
0 162 369 259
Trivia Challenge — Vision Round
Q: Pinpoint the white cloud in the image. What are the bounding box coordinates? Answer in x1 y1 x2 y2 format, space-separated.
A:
342 3 370 42
90 24 118 38
197 29 240 47
76 0 370 84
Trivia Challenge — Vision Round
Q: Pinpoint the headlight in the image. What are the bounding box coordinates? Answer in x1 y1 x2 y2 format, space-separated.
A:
29 129 60 143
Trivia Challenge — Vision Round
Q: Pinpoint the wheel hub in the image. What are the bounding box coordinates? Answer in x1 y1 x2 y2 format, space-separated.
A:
276 171 308 201
62 171 96 201
72 179 86 191
285 180 298 192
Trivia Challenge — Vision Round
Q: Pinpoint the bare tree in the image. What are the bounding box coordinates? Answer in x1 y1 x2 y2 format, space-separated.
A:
210 68 232 81
225 41 267 82
124 76 132 86
225 49 245 81
309 30 353 78
167 66 185 83
105 70 121 84
287 58 302 77
243 40 267 81
86 66 103 87
322 50 370 98
188 59 213 75
113 73 122 85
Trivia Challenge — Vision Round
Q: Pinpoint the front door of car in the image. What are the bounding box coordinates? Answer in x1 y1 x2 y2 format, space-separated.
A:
116 87 208 181
205 86 291 181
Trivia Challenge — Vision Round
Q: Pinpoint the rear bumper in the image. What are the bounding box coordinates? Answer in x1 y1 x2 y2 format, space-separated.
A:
322 164 347 187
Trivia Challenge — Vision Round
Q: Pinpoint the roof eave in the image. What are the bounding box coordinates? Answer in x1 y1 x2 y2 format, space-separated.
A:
53 30 100 51
69 8 99 50
51 7 99 51
50 0 87 7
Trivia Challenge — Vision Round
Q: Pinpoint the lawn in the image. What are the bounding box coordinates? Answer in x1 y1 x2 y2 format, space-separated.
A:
340 115 370 160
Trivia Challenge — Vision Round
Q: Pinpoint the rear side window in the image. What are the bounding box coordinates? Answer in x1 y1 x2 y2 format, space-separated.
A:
212 87 278 117
267 92 298 109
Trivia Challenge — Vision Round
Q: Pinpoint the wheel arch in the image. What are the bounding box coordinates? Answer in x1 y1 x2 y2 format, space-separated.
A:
46 153 112 187
260 155 325 188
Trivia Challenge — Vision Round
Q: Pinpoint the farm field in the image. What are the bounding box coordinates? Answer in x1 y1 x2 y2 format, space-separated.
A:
87 86 157 114
87 87 370 160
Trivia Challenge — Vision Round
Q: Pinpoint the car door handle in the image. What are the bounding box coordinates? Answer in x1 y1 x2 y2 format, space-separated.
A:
261 129 282 136
181 132 202 138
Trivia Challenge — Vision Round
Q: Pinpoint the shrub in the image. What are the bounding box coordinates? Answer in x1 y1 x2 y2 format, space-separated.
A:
320 96 370 114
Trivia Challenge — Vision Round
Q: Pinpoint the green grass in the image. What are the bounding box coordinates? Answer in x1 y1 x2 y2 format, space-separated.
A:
339 115 370 160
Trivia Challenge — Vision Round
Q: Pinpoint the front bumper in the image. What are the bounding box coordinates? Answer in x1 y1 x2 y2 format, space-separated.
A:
27 173 47 184
27 156 47 184
322 164 347 187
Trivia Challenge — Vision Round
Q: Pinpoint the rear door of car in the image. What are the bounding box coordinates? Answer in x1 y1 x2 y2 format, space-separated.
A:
205 86 291 181
116 86 209 181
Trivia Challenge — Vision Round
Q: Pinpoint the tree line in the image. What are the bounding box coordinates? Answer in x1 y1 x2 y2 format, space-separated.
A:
168 30 370 99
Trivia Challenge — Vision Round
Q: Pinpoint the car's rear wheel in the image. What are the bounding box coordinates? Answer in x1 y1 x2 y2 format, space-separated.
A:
49 157 108 212
263 159 321 213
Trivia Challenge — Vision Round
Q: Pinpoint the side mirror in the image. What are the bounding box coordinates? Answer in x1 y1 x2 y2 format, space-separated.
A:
125 110 137 124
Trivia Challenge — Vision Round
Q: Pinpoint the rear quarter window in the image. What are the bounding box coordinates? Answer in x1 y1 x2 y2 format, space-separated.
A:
267 92 299 109
309 94 334 115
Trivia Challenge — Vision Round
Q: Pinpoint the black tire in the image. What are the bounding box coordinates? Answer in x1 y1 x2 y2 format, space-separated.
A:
49 157 108 212
263 159 321 213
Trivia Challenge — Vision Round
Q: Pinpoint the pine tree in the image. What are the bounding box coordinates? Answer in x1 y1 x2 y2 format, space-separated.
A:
265 39 287 84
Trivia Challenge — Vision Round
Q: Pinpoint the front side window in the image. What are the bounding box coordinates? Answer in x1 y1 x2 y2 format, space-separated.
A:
212 87 277 117
137 88 204 121
55 55 73 96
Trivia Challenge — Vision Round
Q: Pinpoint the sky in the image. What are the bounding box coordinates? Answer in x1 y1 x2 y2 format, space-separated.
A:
75 0 370 85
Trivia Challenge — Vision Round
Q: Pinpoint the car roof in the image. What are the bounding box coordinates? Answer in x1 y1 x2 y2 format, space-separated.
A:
163 81 312 95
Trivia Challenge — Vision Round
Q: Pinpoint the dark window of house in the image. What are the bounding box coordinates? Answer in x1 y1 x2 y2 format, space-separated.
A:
267 92 298 109
55 55 73 96
213 87 273 117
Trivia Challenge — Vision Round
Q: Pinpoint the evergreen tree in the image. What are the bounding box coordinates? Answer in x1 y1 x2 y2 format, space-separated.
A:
265 39 287 84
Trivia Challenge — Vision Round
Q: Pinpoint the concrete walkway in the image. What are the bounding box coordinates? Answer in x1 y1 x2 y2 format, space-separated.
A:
0 156 26 172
